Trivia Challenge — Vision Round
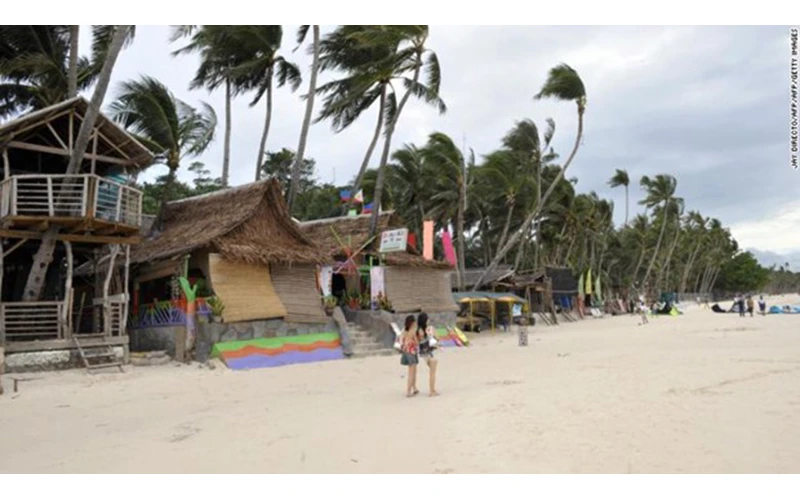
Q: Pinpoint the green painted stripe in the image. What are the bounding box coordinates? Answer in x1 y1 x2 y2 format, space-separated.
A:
211 332 339 357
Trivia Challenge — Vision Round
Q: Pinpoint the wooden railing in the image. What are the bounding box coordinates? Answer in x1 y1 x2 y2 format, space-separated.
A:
0 174 143 227
1 301 65 340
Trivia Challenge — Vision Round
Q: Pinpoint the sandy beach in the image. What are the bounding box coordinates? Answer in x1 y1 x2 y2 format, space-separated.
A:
2 296 799 474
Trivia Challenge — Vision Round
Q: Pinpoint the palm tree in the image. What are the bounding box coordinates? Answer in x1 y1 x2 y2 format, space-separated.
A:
638 174 678 294
422 132 471 289
368 25 446 238
473 64 586 290
608 168 630 227
288 25 320 211
22 25 133 301
0 26 137 117
110 75 217 226
223 26 300 181
170 25 246 188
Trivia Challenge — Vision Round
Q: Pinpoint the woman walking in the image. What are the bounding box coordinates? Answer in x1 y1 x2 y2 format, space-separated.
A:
417 312 440 397
400 315 420 398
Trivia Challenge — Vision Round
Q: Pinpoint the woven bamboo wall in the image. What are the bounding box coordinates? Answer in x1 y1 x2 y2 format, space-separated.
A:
271 264 328 324
385 267 459 313
208 253 287 322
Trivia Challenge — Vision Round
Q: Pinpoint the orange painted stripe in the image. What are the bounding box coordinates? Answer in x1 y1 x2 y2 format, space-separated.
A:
221 339 342 360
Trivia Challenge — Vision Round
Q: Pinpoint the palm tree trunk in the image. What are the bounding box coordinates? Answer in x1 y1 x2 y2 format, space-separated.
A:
658 221 681 293
221 77 232 188
495 202 515 257
255 70 274 181
624 184 629 227
68 25 79 99
346 84 386 214
680 238 704 293
457 178 467 291
473 104 584 290
369 59 423 238
289 25 319 211
641 202 669 291
23 25 131 302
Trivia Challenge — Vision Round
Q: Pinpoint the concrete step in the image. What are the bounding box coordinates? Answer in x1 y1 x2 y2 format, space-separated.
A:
352 349 396 359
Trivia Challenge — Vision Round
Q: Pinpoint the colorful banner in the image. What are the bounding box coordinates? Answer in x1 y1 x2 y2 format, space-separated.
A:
370 266 385 303
318 266 333 296
423 220 434 260
585 269 593 295
442 230 456 266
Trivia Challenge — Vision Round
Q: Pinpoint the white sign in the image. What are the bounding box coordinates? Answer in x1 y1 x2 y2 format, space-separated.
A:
379 228 408 253
370 266 385 303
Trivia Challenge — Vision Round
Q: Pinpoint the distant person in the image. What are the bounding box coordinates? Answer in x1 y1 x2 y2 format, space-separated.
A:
746 296 755 317
758 295 767 315
639 299 649 325
737 295 746 317
400 315 419 398
416 312 440 397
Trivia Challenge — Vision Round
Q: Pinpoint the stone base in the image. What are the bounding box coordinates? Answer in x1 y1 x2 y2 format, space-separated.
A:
4 346 125 373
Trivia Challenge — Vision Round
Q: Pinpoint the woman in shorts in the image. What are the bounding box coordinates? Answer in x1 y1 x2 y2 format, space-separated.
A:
417 312 440 397
400 315 419 397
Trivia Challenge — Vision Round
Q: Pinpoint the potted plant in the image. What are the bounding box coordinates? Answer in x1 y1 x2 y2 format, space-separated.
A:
322 295 337 316
346 292 361 310
206 296 225 323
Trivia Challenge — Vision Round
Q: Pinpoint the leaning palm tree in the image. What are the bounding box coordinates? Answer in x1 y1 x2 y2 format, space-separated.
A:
422 132 471 289
368 25 446 238
223 26 301 181
170 25 245 188
110 76 217 226
638 174 678 293
314 25 403 213
0 25 133 118
608 168 630 227
288 25 320 210
22 25 133 301
473 64 586 290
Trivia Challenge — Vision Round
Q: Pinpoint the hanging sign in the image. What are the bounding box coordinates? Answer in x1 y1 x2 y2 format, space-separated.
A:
379 228 408 253
318 266 333 296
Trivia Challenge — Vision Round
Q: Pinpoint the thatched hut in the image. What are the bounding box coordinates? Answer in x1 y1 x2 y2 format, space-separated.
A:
298 212 458 315
130 179 330 331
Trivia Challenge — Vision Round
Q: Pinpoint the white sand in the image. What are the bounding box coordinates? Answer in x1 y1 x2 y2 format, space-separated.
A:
2 295 799 473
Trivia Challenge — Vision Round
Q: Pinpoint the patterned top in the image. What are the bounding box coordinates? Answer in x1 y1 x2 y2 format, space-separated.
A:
402 333 418 354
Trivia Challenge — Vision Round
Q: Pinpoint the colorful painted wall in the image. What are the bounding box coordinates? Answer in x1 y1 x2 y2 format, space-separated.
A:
211 332 344 370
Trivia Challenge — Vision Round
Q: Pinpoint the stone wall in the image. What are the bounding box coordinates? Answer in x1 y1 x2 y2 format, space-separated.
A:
4 347 125 373
130 326 184 356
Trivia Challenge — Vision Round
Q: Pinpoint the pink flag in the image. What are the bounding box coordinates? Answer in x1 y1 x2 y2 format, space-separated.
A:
442 231 456 267
423 220 434 261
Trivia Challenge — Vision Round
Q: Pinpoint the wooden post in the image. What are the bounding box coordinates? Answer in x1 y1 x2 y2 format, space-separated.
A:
103 245 120 336
121 245 130 335
2 147 9 180
63 241 73 338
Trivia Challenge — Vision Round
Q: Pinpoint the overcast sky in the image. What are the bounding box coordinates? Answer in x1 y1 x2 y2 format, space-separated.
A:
80 25 797 266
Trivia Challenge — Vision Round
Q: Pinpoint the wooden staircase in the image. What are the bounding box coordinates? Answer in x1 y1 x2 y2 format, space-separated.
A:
74 334 124 373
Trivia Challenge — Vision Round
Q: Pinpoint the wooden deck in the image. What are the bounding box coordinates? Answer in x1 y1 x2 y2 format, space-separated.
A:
0 174 143 242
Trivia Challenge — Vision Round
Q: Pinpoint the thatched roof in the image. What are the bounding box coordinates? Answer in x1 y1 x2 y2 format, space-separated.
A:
131 179 328 266
453 265 514 289
298 211 452 270
0 96 154 169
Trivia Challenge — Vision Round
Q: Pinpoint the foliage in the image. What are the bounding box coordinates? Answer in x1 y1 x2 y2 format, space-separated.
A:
714 252 771 293
206 296 225 317
259 148 316 195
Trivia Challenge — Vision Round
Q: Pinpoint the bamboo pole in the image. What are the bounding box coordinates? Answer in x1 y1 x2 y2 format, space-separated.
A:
63 241 73 338
121 244 130 335
103 245 120 336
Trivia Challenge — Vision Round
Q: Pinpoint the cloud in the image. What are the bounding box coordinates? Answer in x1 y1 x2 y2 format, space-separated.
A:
84 25 794 254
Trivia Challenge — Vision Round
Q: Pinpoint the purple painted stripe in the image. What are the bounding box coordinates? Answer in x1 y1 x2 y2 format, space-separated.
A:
225 348 345 370
438 339 458 348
